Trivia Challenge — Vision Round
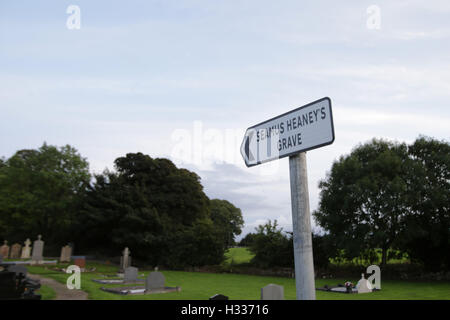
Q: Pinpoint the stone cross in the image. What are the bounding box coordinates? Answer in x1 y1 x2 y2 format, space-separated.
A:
120 247 131 272
10 243 22 259
60 245 72 263
124 266 138 283
0 240 10 259
261 284 284 300
31 235 44 264
146 271 165 291
21 239 32 259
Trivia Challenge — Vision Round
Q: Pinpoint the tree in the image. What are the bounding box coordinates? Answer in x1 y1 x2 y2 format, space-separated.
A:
209 199 244 248
0 143 90 249
248 220 293 268
314 139 410 266
248 220 333 270
400 136 450 271
76 153 225 268
239 233 257 247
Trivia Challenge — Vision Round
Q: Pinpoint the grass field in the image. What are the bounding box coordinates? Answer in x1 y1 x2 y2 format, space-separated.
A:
224 247 254 265
38 284 57 300
223 247 409 267
28 261 450 300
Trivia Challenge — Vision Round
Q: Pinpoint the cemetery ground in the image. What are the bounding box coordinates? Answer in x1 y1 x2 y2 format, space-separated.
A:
17 248 450 300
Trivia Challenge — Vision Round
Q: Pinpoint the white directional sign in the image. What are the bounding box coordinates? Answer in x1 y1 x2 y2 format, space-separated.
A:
240 97 334 167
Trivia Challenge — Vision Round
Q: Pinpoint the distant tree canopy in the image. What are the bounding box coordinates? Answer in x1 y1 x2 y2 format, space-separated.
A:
314 136 449 271
210 199 244 248
400 137 450 271
0 145 244 268
0 143 90 249
238 232 257 247
74 152 242 268
247 220 331 270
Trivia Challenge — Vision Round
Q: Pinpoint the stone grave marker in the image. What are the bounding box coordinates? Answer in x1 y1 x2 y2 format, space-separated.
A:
146 271 165 291
31 235 44 264
124 266 138 283
119 247 131 272
0 241 10 259
21 239 31 259
10 243 22 259
356 274 372 294
60 245 72 263
261 284 284 300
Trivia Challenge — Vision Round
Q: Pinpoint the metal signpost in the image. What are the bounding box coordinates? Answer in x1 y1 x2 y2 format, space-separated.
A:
240 97 335 300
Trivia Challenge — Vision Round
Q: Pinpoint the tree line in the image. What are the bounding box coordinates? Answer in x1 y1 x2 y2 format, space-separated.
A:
241 136 449 272
0 144 244 268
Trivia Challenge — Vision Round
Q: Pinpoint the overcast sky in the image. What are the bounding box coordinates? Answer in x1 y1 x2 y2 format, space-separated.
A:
1 0 449 239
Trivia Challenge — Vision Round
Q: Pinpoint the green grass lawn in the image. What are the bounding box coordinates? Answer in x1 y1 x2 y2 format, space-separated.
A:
27 262 450 300
37 284 57 300
224 247 254 265
224 247 409 267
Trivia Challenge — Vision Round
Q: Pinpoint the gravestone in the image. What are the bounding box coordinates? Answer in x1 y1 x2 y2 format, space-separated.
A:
21 239 31 259
59 245 72 263
119 247 131 272
356 274 372 294
10 243 22 259
145 271 165 291
124 266 138 283
0 241 10 259
261 284 284 300
31 235 44 264
209 294 229 300
73 256 86 269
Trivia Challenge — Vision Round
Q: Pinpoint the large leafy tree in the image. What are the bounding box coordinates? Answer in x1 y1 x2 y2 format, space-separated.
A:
400 137 450 271
210 199 244 248
314 139 410 266
76 153 225 268
0 143 90 248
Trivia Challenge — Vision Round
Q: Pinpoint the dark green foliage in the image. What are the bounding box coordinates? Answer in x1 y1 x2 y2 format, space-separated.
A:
75 153 227 268
238 233 257 247
248 220 293 268
247 220 332 270
314 136 449 271
314 139 410 266
399 136 450 271
0 143 90 251
209 199 244 248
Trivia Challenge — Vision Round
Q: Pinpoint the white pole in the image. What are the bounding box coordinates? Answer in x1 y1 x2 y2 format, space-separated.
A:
289 152 316 300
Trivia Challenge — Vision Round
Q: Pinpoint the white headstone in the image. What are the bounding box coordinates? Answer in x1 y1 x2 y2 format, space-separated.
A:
31 235 44 264
356 273 373 294
261 284 284 300
21 239 31 259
